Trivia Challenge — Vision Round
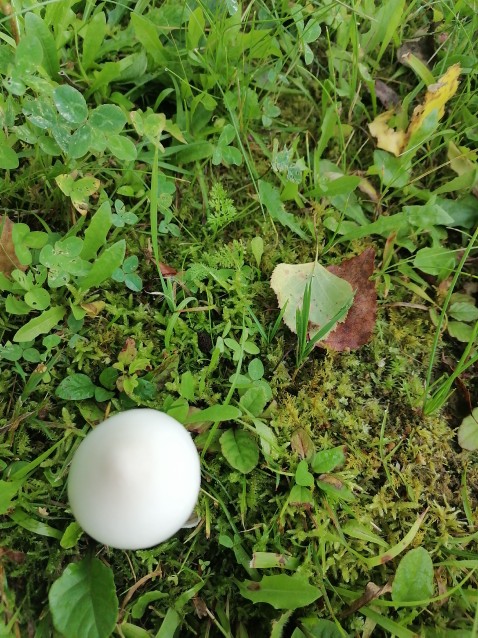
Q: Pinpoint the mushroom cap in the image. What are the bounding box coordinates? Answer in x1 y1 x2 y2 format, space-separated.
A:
67 409 201 550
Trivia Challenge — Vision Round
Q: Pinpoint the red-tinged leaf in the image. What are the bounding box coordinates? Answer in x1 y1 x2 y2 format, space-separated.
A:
321 248 377 351
0 216 26 276
159 261 177 276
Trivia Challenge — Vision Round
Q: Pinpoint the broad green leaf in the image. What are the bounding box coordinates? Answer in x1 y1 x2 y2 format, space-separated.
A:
81 11 106 70
184 404 241 423
298 618 344 638
238 574 321 610
248 358 264 380
56 373 96 400
392 547 434 603
413 247 455 280
187 7 205 50
107 134 137 161
259 180 308 240
90 105 127 134
53 85 88 125
311 446 346 474
49 557 118 638
220 429 259 473
371 150 410 188
24 288 50 310
295 460 314 487
447 321 474 342
131 13 167 66
15 34 43 74
120 623 151 638
69 125 92 159
77 239 126 290
458 407 478 451
0 479 22 514
270 262 354 338
81 201 112 260
25 12 59 78
60 522 83 549
0 132 19 169
449 302 478 323
13 306 65 342
239 386 268 416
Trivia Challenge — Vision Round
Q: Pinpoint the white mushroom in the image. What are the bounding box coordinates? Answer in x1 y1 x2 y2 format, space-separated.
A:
67 408 201 550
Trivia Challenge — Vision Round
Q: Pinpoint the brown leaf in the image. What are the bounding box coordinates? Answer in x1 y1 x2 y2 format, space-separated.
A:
321 248 377 351
159 261 177 276
290 428 316 460
0 216 26 276
374 80 400 109
341 580 392 618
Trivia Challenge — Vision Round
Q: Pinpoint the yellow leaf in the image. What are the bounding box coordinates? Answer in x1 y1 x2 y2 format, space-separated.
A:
408 63 461 136
368 111 406 157
369 64 461 157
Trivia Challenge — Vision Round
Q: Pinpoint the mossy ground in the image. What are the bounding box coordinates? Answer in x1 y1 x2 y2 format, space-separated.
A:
1 1 478 637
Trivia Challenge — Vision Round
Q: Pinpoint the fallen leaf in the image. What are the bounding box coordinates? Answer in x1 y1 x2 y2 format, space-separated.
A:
374 80 400 109
80 301 106 317
408 63 461 136
369 64 461 157
158 261 178 276
368 111 406 157
341 581 392 618
270 261 354 339
0 216 26 276
358 177 381 203
397 35 434 67
322 248 377 351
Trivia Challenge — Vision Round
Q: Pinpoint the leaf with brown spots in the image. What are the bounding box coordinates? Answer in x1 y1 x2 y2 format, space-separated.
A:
321 248 377 351
0 216 25 276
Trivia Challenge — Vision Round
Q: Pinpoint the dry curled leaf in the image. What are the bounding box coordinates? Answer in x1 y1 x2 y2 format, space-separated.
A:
321 248 377 351
341 581 392 618
369 64 461 157
408 63 460 135
374 79 400 109
0 216 25 276
159 261 178 276
368 111 406 157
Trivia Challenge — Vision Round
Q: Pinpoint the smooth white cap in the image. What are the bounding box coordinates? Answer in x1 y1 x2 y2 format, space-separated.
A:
67 409 201 550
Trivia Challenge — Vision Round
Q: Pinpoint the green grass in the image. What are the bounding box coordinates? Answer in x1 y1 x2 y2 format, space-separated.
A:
0 0 477 636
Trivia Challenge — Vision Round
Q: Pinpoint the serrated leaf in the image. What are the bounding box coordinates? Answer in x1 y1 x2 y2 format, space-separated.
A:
220 429 259 473
270 261 354 338
392 547 434 603
56 373 95 400
49 556 118 638
13 306 65 342
238 574 321 610
77 239 125 290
